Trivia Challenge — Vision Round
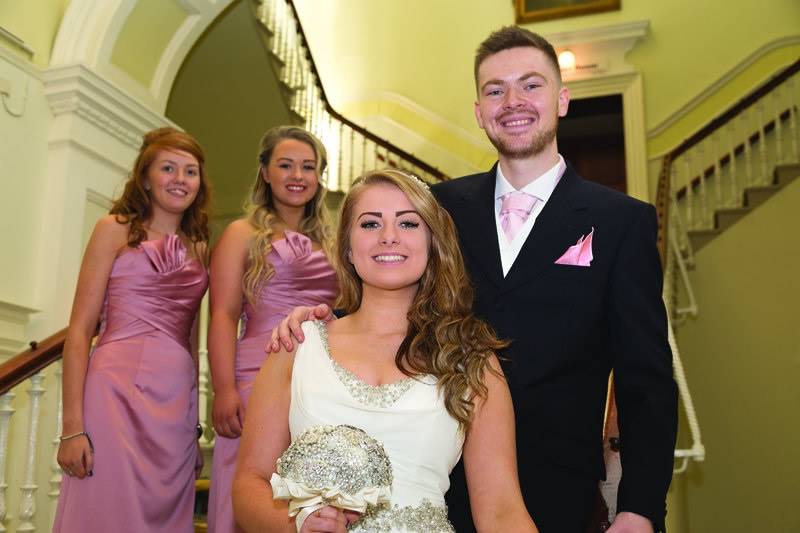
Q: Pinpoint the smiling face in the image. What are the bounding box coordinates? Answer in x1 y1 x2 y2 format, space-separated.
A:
263 138 320 213
347 183 431 293
474 46 569 161
144 149 201 217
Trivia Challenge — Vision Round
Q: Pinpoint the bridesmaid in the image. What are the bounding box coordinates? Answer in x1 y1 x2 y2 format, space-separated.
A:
206 126 338 533
54 127 211 532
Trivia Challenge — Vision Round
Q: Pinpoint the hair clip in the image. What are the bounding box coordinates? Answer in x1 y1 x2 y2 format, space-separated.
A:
408 173 430 191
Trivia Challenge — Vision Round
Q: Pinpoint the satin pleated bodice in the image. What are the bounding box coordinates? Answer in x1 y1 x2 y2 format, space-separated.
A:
239 231 338 340
207 231 337 533
53 233 207 533
95 234 208 351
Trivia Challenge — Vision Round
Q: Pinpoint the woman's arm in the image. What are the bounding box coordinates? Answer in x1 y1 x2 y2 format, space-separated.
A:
464 355 538 533
57 215 127 479
208 220 251 438
231 345 296 532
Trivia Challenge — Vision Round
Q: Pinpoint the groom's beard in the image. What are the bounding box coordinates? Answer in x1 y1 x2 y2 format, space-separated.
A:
489 121 558 160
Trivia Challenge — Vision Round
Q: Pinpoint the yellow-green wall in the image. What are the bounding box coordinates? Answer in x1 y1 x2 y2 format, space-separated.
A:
529 0 800 145
110 0 187 87
674 177 800 532
166 0 293 231
0 0 70 66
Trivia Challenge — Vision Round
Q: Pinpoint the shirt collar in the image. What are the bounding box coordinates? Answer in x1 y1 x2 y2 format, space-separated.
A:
494 154 565 203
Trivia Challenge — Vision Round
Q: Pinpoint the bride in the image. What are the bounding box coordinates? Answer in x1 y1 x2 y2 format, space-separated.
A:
232 169 537 533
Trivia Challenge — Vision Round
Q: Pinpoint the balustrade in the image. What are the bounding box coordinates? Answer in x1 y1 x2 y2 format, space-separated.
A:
667 67 798 235
254 0 446 191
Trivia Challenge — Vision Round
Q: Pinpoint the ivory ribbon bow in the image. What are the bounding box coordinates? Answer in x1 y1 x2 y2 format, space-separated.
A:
270 473 392 531
555 227 594 267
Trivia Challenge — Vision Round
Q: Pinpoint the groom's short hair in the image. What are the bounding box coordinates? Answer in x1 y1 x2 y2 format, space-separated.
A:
474 26 561 90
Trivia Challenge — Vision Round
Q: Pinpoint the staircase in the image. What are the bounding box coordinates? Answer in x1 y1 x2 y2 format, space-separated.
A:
688 163 799 251
654 58 799 480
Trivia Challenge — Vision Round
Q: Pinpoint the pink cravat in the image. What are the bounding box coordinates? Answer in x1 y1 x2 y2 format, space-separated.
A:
500 191 537 242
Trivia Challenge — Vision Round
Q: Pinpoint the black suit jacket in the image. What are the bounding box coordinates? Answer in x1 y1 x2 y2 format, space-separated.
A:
432 163 677 530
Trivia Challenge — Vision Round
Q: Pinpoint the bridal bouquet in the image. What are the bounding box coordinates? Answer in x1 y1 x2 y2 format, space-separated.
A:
270 425 393 530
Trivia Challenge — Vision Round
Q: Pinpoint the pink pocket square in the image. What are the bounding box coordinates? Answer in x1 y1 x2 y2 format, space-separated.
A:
555 228 594 267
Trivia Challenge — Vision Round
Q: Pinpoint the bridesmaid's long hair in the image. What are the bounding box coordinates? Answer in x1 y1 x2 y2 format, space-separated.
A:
242 126 332 305
110 127 211 258
335 169 507 431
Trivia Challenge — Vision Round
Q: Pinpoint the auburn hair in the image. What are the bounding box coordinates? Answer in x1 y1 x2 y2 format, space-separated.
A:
109 127 210 260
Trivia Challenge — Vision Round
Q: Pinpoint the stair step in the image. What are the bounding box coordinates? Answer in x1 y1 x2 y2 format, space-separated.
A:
744 185 781 208
774 163 800 185
688 229 720 252
714 207 750 231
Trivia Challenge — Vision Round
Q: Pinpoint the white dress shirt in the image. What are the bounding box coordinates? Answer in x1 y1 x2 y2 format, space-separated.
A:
494 155 565 276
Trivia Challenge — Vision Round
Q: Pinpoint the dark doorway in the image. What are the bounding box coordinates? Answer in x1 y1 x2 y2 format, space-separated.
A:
558 94 626 193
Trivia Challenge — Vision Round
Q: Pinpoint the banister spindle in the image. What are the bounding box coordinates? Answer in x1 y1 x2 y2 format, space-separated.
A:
696 142 709 228
773 86 783 164
17 373 46 532
713 132 722 208
757 100 768 184
198 294 211 445
48 363 64 519
0 392 16 532
683 153 694 230
788 75 798 162
742 112 753 187
349 127 356 187
727 121 738 207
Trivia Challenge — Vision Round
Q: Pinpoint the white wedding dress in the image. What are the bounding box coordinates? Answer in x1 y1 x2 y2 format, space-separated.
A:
289 321 464 532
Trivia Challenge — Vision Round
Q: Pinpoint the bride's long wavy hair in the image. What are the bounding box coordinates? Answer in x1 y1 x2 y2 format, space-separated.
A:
335 169 506 430
241 126 332 305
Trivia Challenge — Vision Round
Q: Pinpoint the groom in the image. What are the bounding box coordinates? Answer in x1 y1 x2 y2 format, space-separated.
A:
431 27 677 533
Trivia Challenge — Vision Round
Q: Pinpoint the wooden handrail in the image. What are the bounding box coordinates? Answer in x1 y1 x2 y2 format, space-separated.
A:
0 327 68 395
672 59 799 160
284 0 448 181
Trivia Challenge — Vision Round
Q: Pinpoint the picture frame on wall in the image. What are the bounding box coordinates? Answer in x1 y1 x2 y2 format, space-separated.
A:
515 0 621 23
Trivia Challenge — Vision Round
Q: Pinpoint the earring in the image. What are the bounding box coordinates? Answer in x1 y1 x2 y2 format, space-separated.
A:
347 250 353 263
144 184 151 191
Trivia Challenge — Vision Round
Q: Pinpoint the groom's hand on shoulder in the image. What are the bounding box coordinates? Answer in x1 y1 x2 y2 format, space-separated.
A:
266 303 334 353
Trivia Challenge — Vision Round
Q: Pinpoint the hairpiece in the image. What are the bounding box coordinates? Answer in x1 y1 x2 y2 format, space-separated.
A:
407 173 430 192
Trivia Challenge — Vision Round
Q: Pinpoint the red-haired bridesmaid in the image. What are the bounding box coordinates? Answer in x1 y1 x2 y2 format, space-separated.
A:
54 127 211 532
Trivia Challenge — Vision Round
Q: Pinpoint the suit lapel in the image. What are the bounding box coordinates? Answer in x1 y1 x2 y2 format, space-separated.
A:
502 166 589 292
455 167 504 288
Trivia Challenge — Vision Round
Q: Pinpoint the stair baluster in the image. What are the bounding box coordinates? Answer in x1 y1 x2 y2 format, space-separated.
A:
17 373 45 532
0 392 15 532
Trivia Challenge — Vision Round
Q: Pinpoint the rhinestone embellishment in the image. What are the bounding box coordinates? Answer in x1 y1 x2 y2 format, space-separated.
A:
348 499 454 532
276 424 393 495
315 321 415 408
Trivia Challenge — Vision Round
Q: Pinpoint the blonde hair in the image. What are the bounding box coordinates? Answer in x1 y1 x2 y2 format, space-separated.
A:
242 126 332 305
336 169 506 430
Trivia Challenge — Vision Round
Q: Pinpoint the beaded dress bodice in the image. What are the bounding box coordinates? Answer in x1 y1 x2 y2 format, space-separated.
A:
289 321 463 532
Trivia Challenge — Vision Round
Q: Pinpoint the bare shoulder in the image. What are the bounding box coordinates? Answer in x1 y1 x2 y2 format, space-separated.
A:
213 218 254 254
90 215 129 253
226 218 256 238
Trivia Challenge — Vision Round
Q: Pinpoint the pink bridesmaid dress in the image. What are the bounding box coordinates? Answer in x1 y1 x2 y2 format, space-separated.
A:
206 231 337 533
53 234 208 532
